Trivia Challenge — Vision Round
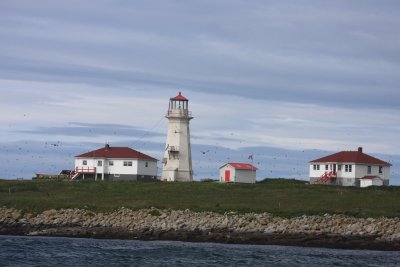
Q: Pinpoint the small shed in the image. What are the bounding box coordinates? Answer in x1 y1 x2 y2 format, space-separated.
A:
360 176 384 188
219 163 257 184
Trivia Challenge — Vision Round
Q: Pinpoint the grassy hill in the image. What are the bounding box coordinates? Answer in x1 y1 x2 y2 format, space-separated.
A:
1 179 400 218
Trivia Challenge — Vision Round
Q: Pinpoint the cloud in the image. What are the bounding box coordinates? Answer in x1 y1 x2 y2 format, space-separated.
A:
14 122 164 138
1 1 400 109
0 1 399 182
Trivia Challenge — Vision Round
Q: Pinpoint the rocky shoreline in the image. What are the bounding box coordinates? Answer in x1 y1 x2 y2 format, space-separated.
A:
1 207 400 250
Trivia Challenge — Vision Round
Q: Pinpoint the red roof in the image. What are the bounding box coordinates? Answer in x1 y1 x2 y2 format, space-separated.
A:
361 176 379 180
225 163 257 170
310 148 391 166
171 92 188 101
76 145 157 161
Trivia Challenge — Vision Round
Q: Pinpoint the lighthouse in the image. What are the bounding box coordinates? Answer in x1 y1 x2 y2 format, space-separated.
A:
161 92 193 182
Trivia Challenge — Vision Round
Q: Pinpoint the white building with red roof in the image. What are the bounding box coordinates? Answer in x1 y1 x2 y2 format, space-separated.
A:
219 163 257 184
309 147 391 187
73 144 158 181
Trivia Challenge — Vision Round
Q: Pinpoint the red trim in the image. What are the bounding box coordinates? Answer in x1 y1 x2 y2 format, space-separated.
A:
227 162 257 170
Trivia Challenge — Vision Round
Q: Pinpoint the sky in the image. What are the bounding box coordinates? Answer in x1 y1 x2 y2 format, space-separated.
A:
0 0 399 183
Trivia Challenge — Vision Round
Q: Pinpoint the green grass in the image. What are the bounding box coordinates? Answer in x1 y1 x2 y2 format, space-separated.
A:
1 179 400 218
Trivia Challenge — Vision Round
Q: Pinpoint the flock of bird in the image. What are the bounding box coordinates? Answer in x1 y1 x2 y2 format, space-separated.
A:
2 113 398 180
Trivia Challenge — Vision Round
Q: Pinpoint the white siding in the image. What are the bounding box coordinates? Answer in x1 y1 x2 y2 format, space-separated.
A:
360 178 383 188
309 164 325 178
137 160 158 177
360 179 372 188
219 165 236 183
75 158 157 177
338 164 355 179
354 164 389 180
219 164 256 183
104 159 137 175
235 169 256 183
75 158 96 169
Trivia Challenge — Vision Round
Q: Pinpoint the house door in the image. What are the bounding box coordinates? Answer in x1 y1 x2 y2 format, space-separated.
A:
333 164 336 174
225 170 230 182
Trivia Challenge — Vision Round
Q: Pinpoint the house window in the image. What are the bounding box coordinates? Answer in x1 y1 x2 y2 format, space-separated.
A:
313 164 320 171
82 160 87 166
367 166 371 174
123 161 132 166
325 164 329 171
338 165 342 171
145 162 149 167
109 161 114 166
345 164 352 172
379 166 383 174
97 161 102 167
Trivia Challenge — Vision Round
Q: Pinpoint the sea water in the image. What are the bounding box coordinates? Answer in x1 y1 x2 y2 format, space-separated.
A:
0 235 399 266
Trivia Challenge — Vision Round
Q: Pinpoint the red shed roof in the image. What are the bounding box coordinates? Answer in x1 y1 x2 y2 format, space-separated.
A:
225 163 257 170
171 92 188 101
75 145 157 161
361 176 380 180
310 148 391 166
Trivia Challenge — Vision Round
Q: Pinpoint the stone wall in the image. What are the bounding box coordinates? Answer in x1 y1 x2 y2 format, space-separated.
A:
1 207 400 248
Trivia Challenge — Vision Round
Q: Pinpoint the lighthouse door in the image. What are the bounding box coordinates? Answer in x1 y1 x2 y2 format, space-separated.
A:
225 170 230 182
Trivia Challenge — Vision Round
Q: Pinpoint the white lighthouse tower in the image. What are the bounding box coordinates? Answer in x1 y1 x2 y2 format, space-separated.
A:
161 92 193 182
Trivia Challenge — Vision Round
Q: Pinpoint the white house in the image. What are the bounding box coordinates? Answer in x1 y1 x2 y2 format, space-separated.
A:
73 144 158 181
309 147 391 187
219 163 257 184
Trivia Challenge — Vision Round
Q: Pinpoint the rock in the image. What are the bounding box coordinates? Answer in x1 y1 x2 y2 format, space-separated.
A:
71 218 81 224
10 210 21 221
42 209 57 217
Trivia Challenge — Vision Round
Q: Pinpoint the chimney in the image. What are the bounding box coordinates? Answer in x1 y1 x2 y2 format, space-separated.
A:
358 147 362 153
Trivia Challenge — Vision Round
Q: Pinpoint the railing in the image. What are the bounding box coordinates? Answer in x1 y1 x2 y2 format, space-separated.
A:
168 146 179 152
166 110 192 117
317 171 337 183
75 167 96 173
